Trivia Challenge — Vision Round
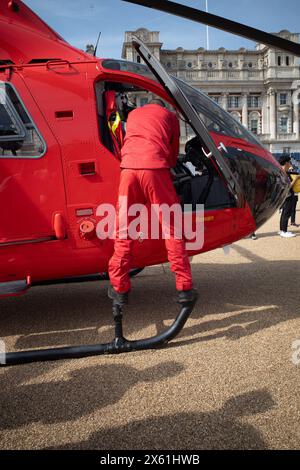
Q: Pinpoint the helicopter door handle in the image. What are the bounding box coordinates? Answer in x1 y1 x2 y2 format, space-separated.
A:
78 162 96 176
53 212 67 240
202 142 228 158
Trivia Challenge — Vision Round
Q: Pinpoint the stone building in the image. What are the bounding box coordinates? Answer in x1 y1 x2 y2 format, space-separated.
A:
122 28 300 157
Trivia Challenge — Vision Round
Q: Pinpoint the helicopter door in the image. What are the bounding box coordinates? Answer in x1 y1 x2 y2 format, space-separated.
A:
131 36 245 208
0 76 66 246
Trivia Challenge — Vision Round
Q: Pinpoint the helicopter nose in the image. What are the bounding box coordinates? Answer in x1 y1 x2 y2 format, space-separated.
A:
226 147 290 228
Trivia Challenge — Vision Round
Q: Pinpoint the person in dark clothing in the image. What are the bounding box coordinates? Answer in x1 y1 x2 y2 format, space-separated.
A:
290 193 299 227
279 156 300 238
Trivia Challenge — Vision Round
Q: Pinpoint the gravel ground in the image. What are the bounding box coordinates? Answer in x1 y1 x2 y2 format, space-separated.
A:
0 213 300 450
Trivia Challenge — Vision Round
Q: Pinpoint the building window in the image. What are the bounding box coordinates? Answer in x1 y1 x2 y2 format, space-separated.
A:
228 62 233 68
278 56 281 66
248 96 260 108
286 56 290 66
136 55 141 63
208 62 213 68
187 62 192 68
248 62 253 68
280 116 288 133
166 62 171 68
279 93 287 105
250 119 258 134
0 83 45 158
228 96 240 108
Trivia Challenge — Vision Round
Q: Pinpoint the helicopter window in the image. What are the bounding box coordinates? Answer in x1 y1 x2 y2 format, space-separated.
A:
0 82 45 158
101 59 158 83
0 88 26 140
173 77 264 148
95 79 233 211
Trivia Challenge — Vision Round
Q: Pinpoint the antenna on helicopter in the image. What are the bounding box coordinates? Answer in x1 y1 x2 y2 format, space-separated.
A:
93 31 101 57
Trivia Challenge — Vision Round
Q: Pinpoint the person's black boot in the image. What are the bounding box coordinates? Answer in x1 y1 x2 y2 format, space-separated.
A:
177 288 198 306
108 285 129 306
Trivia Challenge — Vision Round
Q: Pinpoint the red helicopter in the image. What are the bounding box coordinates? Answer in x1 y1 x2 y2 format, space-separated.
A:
0 0 296 365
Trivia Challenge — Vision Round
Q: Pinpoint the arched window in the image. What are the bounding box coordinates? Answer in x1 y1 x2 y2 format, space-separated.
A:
250 119 258 134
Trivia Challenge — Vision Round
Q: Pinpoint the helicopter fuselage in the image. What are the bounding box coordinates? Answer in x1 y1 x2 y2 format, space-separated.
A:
0 0 289 296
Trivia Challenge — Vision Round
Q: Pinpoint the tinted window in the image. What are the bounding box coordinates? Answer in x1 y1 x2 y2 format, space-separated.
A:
102 59 157 82
0 82 45 158
101 59 263 148
174 78 263 147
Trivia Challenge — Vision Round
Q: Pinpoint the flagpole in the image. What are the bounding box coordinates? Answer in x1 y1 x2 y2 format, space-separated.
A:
206 0 210 49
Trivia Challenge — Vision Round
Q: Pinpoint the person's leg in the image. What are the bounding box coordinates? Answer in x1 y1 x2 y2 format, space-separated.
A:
108 169 144 295
140 169 193 292
280 197 293 232
291 195 298 225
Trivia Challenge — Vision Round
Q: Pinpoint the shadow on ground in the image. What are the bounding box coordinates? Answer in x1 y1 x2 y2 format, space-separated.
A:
47 389 274 450
1 246 299 350
0 361 183 429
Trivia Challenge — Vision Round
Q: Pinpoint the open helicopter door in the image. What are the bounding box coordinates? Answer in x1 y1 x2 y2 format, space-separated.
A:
131 36 245 209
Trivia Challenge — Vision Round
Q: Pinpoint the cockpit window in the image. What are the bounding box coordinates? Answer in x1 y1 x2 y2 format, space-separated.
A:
101 59 264 149
173 78 263 148
102 59 157 82
0 82 45 158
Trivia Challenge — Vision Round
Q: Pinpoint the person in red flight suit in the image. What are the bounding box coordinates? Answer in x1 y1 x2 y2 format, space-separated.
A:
108 98 198 307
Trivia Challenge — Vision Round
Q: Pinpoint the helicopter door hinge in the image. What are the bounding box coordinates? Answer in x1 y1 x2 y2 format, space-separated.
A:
53 212 67 240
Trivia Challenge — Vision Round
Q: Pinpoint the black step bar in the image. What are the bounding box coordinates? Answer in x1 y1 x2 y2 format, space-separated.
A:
1 298 196 366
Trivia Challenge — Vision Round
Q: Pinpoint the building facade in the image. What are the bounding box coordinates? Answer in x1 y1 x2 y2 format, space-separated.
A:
122 28 300 157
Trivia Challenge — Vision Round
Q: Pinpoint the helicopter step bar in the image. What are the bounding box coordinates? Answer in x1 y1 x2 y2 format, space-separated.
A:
1 298 196 366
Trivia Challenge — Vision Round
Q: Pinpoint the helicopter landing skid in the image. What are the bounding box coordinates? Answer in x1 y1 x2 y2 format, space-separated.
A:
2 299 196 366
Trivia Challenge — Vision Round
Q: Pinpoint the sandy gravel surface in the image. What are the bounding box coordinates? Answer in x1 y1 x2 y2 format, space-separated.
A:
0 213 299 450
